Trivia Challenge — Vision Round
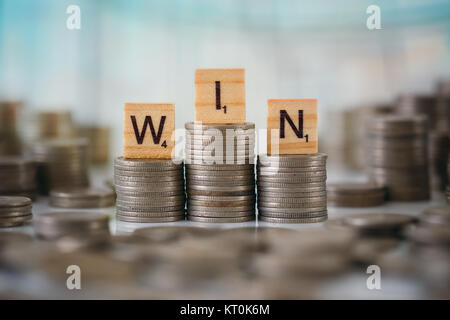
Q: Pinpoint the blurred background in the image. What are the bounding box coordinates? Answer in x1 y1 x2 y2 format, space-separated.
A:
1 0 450 166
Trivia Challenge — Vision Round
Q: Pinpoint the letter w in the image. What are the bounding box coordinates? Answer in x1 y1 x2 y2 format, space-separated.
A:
130 115 166 145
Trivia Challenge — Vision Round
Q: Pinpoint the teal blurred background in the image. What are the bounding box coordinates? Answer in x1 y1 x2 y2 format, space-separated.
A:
1 0 450 158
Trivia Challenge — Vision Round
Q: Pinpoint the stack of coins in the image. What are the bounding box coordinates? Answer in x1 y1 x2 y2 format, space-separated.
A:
114 157 185 223
428 132 449 191
49 187 115 208
0 196 32 228
0 101 22 156
34 211 110 240
29 138 90 194
0 157 37 198
79 126 110 165
327 183 386 207
185 122 255 165
38 111 77 139
257 154 328 223
326 213 415 237
184 122 256 223
366 115 430 201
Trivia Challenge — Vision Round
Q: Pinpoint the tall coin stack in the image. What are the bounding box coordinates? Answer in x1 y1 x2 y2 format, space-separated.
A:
79 126 110 165
366 115 430 201
29 138 90 194
0 101 22 156
114 157 185 223
0 157 37 198
185 122 256 223
428 132 449 191
257 154 328 223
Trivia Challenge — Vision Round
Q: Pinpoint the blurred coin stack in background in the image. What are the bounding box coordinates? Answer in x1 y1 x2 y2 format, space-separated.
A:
34 211 110 243
49 187 115 208
0 157 37 198
114 157 185 223
79 126 110 165
38 111 77 139
257 154 328 223
397 94 449 192
185 122 256 223
341 104 394 170
327 183 386 207
366 115 430 201
29 138 90 194
0 101 22 155
428 132 449 190
0 196 32 228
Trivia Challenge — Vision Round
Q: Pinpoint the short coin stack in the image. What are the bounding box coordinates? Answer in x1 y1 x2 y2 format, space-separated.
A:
29 138 90 194
0 196 32 228
185 122 256 223
114 157 185 223
34 211 110 240
257 154 328 223
327 183 386 207
49 187 116 208
366 115 430 201
0 157 37 198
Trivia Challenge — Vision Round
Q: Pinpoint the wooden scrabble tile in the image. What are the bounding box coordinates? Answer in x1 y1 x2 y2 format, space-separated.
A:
195 68 246 124
124 103 174 159
267 99 318 155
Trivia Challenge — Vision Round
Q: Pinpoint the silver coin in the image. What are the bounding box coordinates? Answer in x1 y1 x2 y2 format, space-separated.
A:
186 179 255 191
114 175 184 183
116 215 185 223
114 184 184 193
116 204 185 212
258 204 327 214
114 157 183 168
258 209 327 219
256 166 326 174
0 196 32 208
114 169 183 177
116 198 185 207
187 215 255 223
257 171 327 178
117 194 185 202
258 153 327 164
186 169 254 176
258 196 327 204
187 199 254 207
259 215 327 224
257 176 327 184
257 201 327 208
114 180 184 188
186 163 254 171
186 174 254 182
188 195 256 202
187 209 255 218
258 191 327 198
257 181 326 188
187 205 254 212
116 209 185 218
187 188 255 197
0 209 32 218
0 215 32 227
185 122 255 130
